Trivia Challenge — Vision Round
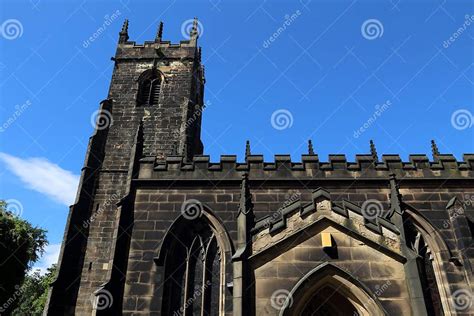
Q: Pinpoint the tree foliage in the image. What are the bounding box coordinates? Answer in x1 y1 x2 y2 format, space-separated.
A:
0 200 48 314
10 265 57 316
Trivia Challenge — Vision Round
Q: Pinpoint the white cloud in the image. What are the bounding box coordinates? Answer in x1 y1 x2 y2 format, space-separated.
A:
0 153 80 206
31 243 61 275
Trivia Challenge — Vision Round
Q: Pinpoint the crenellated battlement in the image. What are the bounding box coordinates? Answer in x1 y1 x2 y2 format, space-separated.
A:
114 41 198 60
114 19 200 61
137 153 474 181
118 40 197 49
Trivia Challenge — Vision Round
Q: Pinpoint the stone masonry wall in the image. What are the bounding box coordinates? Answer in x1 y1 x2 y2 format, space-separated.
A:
121 178 474 315
74 44 202 314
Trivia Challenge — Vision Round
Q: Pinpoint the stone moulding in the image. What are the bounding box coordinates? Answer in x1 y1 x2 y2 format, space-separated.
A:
251 187 399 235
249 187 404 262
250 215 405 264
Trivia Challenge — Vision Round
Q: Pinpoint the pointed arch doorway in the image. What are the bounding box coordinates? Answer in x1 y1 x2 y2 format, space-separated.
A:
298 285 360 316
280 263 386 316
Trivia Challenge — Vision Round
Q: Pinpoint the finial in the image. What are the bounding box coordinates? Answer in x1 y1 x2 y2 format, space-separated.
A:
191 17 199 37
121 19 129 33
234 172 254 261
156 21 163 41
370 140 378 162
386 173 403 221
238 173 253 216
189 17 199 46
119 19 129 43
431 140 440 161
245 140 251 161
389 173 402 203
308 140 315 155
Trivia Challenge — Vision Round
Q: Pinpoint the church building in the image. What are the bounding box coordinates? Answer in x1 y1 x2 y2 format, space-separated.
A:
44 19 474 315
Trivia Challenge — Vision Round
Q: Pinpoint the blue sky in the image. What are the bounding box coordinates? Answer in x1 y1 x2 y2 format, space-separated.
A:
1 0 473 272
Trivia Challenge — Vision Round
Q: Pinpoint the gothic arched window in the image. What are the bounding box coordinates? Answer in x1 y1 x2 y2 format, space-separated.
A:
137 70 161 106
161 217 221 316
404 217 444 315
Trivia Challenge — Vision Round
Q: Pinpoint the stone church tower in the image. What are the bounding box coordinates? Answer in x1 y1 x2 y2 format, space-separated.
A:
45 19 474 315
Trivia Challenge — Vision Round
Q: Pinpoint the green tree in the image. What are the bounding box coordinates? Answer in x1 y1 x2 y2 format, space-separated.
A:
0 200 48 314
11 265 57 316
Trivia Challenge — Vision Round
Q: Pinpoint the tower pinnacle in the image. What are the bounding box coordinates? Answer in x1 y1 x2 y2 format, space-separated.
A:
155 21 163 41
191 17 199 37
189 17 199 46
308 139 315 155
370 139 378 162
119 19 129 43
431 140 440 161
245 140 251 161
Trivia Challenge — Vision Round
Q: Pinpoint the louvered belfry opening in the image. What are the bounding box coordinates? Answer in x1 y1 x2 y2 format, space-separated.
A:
138 70 161 106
